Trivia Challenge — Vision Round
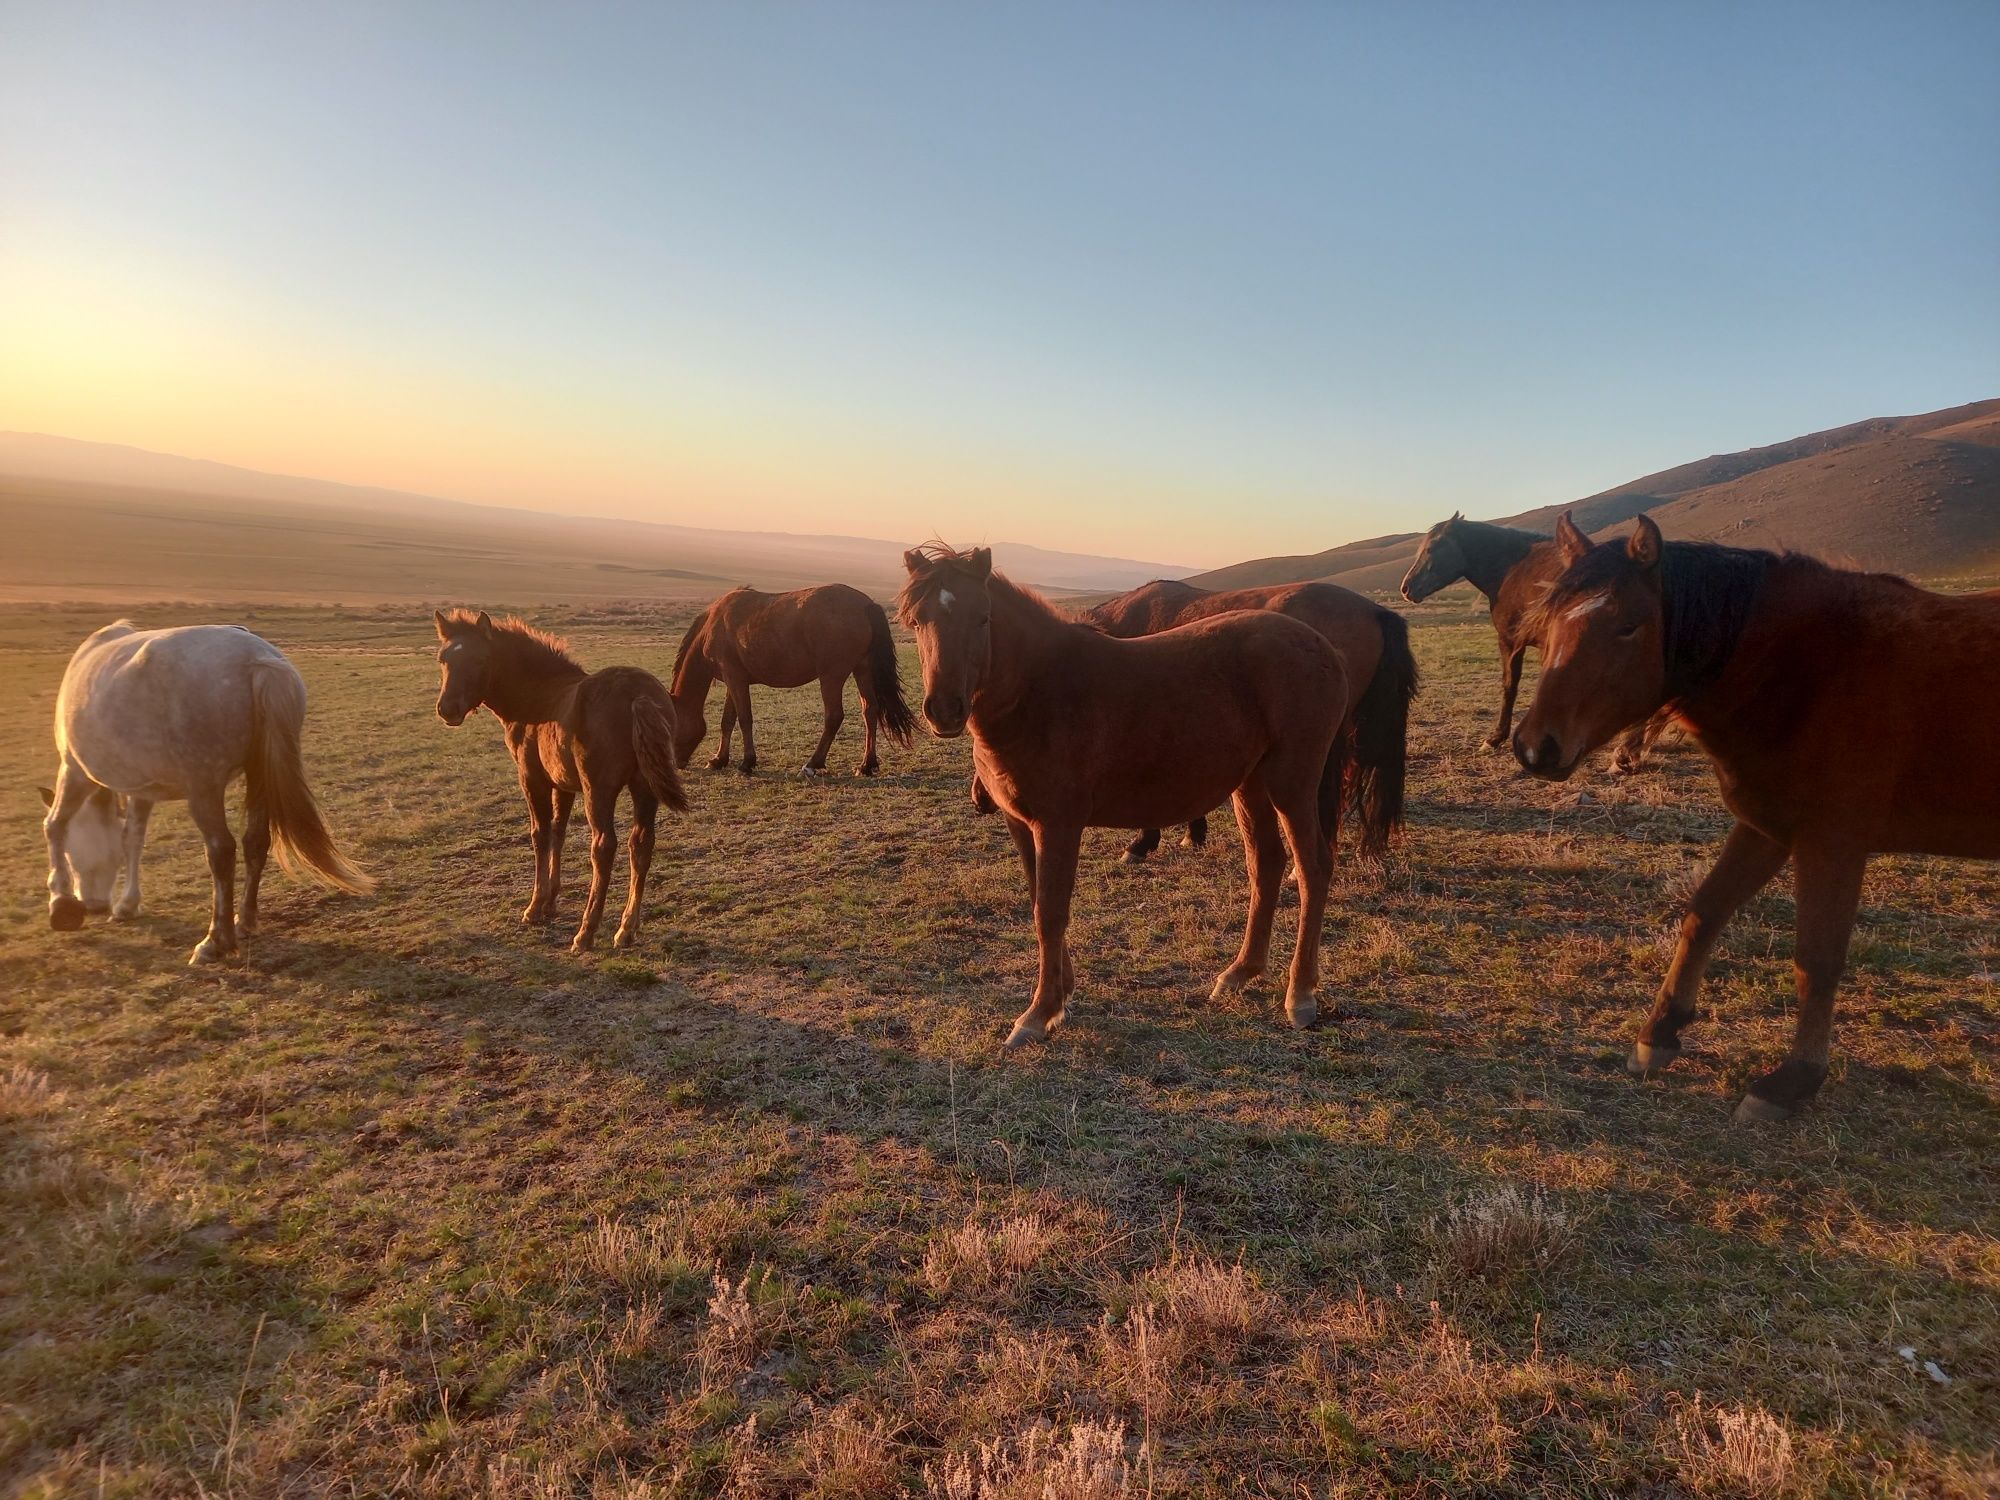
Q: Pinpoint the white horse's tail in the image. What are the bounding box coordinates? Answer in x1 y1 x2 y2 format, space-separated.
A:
246 659 374 894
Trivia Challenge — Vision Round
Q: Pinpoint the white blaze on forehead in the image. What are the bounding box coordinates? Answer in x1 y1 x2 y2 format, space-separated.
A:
1562 593 1612 621
939 589 956 613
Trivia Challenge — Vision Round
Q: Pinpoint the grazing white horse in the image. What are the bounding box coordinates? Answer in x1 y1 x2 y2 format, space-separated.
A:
43 621 372 963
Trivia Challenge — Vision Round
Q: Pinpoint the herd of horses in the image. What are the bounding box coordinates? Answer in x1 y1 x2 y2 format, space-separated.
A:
39 512 2000 1124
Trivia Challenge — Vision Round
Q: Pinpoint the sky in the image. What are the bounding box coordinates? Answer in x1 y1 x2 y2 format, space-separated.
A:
3 4 1996 567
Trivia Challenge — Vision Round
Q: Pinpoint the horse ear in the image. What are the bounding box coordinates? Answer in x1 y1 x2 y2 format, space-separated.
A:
903 548 928 574
38 785 54 809
1628 513 1663 570
1450 510 1464 522
433 609 452 640
475 611 495 635
969 547 993 581
1555 512 1591 563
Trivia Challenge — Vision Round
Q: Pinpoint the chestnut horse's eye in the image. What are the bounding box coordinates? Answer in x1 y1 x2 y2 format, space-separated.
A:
1618 623 1642 640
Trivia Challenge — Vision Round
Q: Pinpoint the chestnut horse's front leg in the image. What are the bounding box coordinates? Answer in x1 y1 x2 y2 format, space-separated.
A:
1736 842 1866 1124
707 696 737 771
1631 820 1788 1077
1120 827 1163 863
1005 821 1080 1047
1485 644 1527 749
518 762 558 923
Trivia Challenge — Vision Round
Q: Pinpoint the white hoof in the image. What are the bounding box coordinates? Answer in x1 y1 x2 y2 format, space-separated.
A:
1629 1041 1679 1077
1285 992 1320 1029
1210 969 1256 1002
1003 1009 1063 1048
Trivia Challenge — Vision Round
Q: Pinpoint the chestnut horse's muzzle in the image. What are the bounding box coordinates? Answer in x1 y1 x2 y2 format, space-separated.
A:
1513 730 1577 781
923 695 968 739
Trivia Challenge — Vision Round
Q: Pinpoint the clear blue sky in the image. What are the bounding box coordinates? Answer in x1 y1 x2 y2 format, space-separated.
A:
3 2 1996 565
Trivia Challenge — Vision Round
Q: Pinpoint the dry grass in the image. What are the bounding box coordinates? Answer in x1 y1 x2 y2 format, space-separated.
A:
1 598 1995 1496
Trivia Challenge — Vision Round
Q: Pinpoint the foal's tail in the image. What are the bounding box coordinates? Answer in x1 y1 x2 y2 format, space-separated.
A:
245 659 374 893
632 694 692 814
863 601 918 748
1346 607 1419 859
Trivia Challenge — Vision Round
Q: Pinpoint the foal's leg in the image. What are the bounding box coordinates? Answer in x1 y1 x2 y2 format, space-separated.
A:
112 798 153 921
571 782 622 955
613 787 658 949
43 767 93 930
803 672 845 774
855 671 881 776
1736 843 1866 1124
708 697 737 771
1272 790 1334 1029
1485 644 1527 749
237 790 270 938
546 788 576 914
1121 828 1164 864
1631 820 1789 1076
518 764 557 923
186 782 239 964
1213 787 1285 1001
1006 822 1081 1047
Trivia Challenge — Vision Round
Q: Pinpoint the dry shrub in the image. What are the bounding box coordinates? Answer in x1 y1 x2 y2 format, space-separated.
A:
800 1402 901 1499
923 1211 1060 1301
574 1215 711 1301
1097 1252 1267 1411
1671 1396 1797 1496
924 1417 1137 1500
1427 1184 1575 1281
697 1265 793 1390
0 1063 60 1119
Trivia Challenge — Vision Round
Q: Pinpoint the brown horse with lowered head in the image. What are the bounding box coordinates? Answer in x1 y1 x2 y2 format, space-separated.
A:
1402 512 1669 770
1515 513 2000 1122
671 584 916 776
1081 578 1418 861
902 545 1350 1046
435 610 689 954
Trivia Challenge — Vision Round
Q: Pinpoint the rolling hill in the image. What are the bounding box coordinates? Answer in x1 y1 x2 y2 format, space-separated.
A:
1192 397 2000 593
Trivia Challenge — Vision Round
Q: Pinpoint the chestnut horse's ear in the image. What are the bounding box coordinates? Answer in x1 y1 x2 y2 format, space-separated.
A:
1627 513 1663 570
903 548 929 574
1555 512 1591 563
968 547 993 580
434 609 454 640
38 785 55 809
475 610 495 635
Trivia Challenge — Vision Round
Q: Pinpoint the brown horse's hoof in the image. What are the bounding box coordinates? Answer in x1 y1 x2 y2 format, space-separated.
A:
234 916 258 939
569 936 595 956
799 763 828 778
1003 1009 1063 1048
612 928 636 949
1732 1092 1799 1126
188 936 237 966
49 894 87 931
1285 992 1320 1029
1210 968 1258 1001
1628 1040 1680 1077
705 759 730 773
855 762 879 777
1480 736 1506 752
1119 849 1146 865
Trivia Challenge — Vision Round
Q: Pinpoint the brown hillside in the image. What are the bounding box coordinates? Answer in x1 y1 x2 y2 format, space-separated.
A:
1192 397 2000 593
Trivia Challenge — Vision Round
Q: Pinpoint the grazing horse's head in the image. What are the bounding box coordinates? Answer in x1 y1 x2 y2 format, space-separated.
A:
898 545 994 739
433 609 497 726
41 784 125 916
1514 512 1667 780
1400 512 1468 602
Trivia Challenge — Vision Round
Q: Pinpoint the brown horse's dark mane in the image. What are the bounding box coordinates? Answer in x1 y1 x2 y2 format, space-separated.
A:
670 611 711 693
897 544 1069 629
441 609 586 680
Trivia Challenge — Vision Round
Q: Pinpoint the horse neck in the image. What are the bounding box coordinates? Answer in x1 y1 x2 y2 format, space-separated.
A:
482 651 586 726
669 647 714 714
1455 524 1542 599
972 583 1071 729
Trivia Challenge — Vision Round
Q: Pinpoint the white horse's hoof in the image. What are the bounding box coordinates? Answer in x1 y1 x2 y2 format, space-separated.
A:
112 901 141 922
49 895 87 932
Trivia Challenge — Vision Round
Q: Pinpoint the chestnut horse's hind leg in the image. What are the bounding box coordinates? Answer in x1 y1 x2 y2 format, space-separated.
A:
1485 644 1527 749
707 697 737 771
237 790 270 938
547 788 575 916
855 671 881 776
1736 843 1866 1125
1631 820 1788 1077
1005 821 1080 1048
112 797 152 921
1213 787 1284 1003
186 783 239 965
727 677 758 775
802 672 845 775
1121 828 1163 863
571 781 621 955
613 787 657 948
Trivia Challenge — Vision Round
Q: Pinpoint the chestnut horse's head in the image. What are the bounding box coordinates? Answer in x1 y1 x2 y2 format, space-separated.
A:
1400 512 1468 602
898 544 994 738
1513 513 1668 780
433 609 497 726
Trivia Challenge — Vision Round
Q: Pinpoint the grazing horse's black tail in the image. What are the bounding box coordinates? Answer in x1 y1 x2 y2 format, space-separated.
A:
863 601 917 748
631 694 692 814
1347 607 1419 858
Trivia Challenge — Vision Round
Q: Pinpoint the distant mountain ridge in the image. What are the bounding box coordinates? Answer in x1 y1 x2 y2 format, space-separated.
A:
1191 397 2000 593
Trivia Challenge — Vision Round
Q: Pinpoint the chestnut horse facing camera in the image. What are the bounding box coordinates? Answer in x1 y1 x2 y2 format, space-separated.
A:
434 610 689 955
1078 579 1418 863
901 544 1351 1046
670 585 916 776
1515 513 2000 1122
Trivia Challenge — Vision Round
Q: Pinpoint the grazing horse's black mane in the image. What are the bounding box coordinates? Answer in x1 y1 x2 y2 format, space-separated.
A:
1554 541 1779 703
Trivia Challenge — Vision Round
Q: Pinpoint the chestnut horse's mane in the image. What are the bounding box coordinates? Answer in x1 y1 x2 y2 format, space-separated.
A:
440 609 585 679
897 544 1069 629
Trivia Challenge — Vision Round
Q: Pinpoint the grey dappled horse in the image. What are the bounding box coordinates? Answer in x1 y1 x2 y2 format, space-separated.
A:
43 621 372 963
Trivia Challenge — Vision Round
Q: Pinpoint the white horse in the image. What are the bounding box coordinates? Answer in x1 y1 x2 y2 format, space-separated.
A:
43 621 372 963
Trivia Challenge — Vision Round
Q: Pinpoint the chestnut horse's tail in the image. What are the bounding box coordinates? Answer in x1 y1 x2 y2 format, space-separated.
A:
863 601 917 748
631 695 692 814
1346 608 1419 859
245 658 374 893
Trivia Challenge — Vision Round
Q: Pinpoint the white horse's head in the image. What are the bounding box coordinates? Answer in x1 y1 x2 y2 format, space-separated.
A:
42 785 125 914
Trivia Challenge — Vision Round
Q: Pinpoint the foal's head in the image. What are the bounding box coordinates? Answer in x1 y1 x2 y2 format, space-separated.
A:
41 784 125 915
898 545 994 738
433 609 499 726
1400 512 1468 602
1514 513 1667 780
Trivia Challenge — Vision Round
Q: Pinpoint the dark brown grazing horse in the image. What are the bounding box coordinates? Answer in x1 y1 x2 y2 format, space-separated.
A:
434 610 689 955
1515 513 2000 1122
670 584 916 776
1080 579 1418 862
902 545 1350 1046
1401 512 1668 768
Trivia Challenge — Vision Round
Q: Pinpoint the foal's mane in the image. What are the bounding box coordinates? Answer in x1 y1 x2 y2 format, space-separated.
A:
897 544 1070 629
441 609 586 678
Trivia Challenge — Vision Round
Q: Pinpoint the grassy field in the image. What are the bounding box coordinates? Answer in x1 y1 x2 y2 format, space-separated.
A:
2 593 1995 1498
